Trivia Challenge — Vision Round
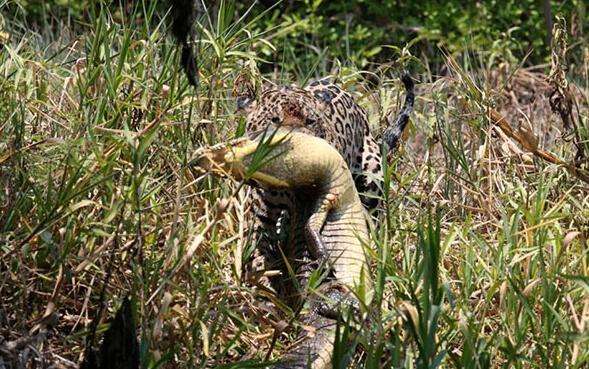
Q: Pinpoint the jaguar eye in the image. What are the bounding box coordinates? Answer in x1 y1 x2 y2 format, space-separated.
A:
271 116 280 124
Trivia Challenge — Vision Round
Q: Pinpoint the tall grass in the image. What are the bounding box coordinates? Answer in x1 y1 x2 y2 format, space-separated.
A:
1 2 588 369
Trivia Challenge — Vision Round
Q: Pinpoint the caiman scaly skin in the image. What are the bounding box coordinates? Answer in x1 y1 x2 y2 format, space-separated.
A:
191 128 372 368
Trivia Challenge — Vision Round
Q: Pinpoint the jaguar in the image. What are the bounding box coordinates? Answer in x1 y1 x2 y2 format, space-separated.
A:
169 2 415 366
169 0 414 296
233 76 414 295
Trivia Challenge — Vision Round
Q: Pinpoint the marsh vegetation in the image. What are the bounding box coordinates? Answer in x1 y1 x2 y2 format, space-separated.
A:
0 1 588 368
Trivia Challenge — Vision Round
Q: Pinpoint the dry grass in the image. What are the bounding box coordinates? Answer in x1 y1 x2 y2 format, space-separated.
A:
1 4 588 369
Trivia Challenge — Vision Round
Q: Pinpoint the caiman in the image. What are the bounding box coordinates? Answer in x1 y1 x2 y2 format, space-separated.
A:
191 128 373 368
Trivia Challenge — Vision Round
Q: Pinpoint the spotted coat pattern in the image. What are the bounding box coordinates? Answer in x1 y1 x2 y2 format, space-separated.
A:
234 78 404 302
240 79 384 212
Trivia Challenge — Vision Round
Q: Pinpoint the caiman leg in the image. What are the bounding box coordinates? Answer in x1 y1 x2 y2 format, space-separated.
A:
305 193 363 317
304 192 338 264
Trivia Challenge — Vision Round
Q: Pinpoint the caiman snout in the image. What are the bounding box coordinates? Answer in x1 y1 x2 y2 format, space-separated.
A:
189 138 249 179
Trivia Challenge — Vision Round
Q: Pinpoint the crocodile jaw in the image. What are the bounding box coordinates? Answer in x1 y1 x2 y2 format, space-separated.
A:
191 133 294 188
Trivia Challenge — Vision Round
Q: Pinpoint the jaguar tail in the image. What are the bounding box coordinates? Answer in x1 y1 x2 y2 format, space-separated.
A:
169 0 199 87
382 73 415 151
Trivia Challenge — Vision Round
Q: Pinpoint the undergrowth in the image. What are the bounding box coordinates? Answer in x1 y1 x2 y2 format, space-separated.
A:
0 2 588 368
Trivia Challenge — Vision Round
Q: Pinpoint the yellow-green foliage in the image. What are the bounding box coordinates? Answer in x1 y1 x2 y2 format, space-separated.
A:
0 1 588 368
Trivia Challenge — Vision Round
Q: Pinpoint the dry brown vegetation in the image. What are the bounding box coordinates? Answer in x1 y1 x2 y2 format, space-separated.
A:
1 3 588 369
